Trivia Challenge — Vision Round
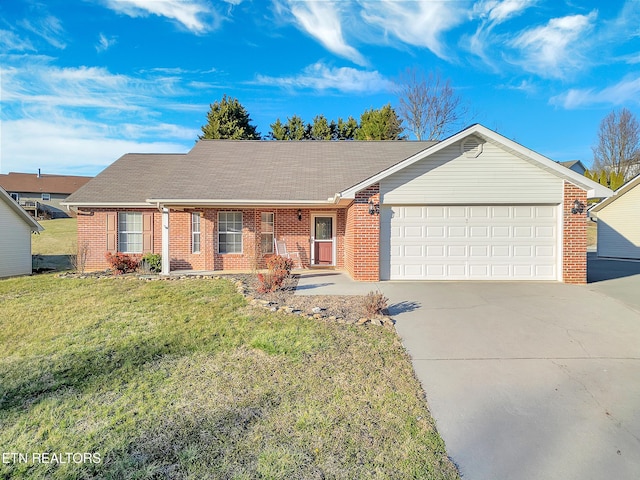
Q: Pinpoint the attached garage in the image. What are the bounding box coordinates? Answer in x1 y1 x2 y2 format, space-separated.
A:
339 124 614 284
381 204 559 280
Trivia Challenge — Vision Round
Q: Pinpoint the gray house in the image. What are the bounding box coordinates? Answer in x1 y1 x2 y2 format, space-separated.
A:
0 171 92 219
0 186 43 277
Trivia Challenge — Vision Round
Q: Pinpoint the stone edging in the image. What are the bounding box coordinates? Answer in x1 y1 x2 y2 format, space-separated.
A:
56 271 395 328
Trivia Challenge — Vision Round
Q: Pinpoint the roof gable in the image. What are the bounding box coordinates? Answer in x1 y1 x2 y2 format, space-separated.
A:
591 173 640 213
0 186 43 232
340 124 612 200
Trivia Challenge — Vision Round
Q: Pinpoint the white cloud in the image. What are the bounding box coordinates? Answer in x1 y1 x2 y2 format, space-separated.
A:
359 0 466 59
0 118 190 175
101 0 217 33
255 63 392 93
19 15 66 49
285 1 366 66
551 76 640 109
474 0 538 24
469 0 537 62
509 11 597 78
96 33 117 52
0 56 199 175
0 29 35 52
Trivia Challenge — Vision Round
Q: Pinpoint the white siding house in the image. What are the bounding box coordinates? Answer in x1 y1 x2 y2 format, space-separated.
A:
0 186 43 277
591 175 640 260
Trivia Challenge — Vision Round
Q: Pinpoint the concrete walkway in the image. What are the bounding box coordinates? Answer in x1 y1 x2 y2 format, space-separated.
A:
294 266 640 480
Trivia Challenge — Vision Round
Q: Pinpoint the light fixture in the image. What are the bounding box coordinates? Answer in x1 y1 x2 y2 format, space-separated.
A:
368 199 380 216
297 209 302 221
571 199 585 214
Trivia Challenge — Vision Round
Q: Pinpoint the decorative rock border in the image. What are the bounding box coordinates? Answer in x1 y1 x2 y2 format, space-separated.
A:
56 271 394 328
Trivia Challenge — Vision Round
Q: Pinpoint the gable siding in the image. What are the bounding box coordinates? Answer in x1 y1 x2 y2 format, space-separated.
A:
0 202 32 277
597 184 640 259
380 141 563 204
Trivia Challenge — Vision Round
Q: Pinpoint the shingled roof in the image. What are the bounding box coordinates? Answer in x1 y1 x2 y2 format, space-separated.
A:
65 141 436 205
0 172 92 194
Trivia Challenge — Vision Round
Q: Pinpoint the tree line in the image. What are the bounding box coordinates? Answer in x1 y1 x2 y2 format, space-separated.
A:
199 95 406 141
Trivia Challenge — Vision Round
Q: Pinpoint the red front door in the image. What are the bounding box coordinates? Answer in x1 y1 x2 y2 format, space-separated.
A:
313 216 333 265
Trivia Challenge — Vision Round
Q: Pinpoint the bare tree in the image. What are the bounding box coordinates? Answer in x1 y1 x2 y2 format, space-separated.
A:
592 108 640 181
395 68 466 141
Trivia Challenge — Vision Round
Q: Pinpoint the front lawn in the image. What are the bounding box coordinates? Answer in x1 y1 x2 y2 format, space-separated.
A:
0 275 459 480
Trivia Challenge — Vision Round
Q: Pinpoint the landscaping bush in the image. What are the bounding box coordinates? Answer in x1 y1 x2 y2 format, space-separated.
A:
363 291 389 317
106 252 139 274
141 253 162 273
257 255 294 293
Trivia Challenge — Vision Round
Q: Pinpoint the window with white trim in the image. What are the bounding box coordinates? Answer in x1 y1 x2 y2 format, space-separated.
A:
118 212 143 253
41 193 51 201
192 212 201 254
261 212 274 254
218 212 242 253
10 193 19 202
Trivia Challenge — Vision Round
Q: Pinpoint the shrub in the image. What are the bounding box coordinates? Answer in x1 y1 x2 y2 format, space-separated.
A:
266 255 294 274
141 253 162 273
106 252 139 274
363 291 389 317
257 255 294 293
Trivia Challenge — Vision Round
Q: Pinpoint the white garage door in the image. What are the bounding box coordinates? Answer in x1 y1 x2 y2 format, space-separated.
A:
382 205 558 280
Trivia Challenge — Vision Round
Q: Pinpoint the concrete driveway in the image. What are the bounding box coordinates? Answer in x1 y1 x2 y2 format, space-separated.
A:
376 267 640 480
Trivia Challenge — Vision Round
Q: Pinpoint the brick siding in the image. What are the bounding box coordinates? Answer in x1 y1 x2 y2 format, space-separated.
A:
562 181 588 284
76 206 346 272
345 184 380 281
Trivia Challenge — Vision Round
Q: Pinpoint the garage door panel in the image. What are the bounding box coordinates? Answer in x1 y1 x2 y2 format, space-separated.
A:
536 226 554 237
448 226 467 237
385 205 557 280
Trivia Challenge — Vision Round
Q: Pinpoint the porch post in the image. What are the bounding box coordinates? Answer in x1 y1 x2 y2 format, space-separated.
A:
161 207 170 275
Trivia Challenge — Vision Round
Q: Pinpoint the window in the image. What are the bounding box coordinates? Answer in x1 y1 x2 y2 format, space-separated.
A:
218 212 242 253
192 212 201 254
10 193 19 202
41 193 51 201
118 212 142 253
261 212 274 254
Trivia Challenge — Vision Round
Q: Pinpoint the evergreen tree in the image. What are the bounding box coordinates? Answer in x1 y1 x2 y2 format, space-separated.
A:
356 104 404 140
199 95 260 140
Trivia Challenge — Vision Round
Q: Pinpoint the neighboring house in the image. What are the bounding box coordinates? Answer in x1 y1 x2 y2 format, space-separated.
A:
63 124 612 284
0 186 43 278
0 171 92 219
590 174 640 260
559 160 587 176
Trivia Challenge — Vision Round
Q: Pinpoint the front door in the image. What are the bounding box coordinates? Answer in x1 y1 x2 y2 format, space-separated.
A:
312 216 333 265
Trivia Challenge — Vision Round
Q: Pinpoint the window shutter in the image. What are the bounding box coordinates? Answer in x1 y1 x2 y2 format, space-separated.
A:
142 212 154 252
106 213 117 253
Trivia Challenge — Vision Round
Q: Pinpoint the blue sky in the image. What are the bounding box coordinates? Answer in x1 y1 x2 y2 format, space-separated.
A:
1 0 639 176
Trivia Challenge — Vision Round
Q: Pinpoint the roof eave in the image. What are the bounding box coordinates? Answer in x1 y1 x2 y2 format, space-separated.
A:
0 188 43 231
147 198 346 207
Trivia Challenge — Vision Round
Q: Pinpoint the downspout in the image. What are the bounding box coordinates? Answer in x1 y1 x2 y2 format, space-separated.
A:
161 206 170 276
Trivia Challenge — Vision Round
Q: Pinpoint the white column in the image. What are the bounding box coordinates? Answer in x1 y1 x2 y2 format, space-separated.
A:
161 207 170 275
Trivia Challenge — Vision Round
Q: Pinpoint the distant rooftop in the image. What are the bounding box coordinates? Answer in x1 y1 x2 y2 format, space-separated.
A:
0 172 93 194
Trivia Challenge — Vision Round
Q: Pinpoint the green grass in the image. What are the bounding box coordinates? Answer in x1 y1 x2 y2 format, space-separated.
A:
31 218 77 272
0 275 459 480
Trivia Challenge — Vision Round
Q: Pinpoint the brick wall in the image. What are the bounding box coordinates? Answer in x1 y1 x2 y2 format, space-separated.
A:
562 181 588 284
77 206 346 273
345 184 380 281
76 208 161 271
